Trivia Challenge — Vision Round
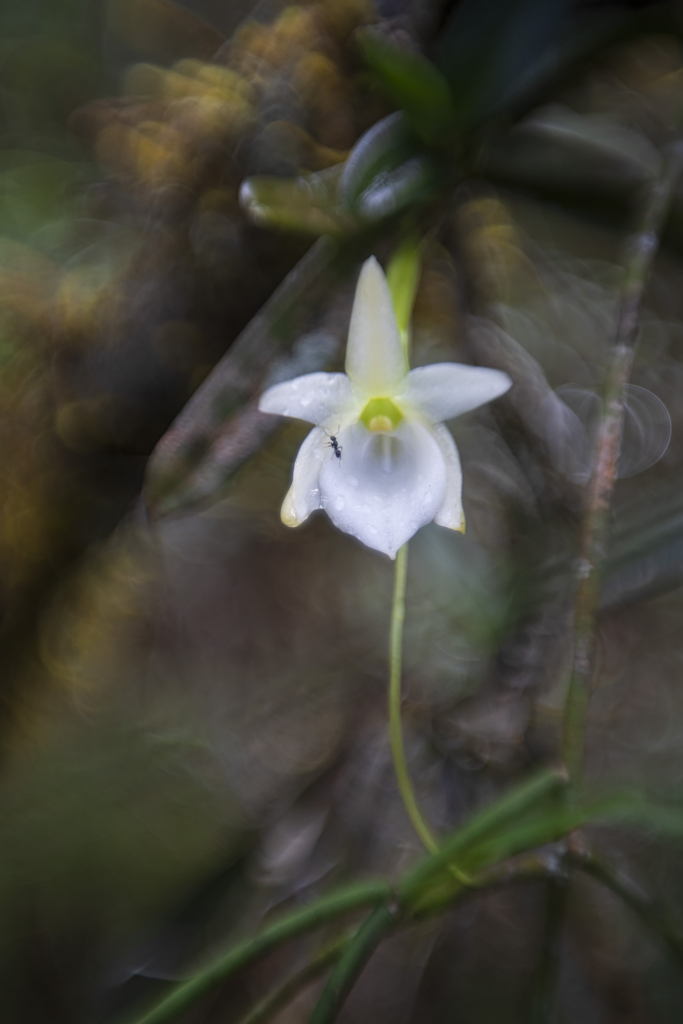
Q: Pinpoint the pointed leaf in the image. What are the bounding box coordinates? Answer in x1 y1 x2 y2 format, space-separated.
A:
240 166 355 237
436 0 570 130
358 32 457 148
338 112 414 210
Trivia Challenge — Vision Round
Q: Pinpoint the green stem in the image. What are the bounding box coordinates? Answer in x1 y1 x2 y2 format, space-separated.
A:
125 772 568 1024
529 870 569 1024
236 933 350 1024
562 141 683 788
389 543 439 854
307 906 396 1024
125 881 392 1024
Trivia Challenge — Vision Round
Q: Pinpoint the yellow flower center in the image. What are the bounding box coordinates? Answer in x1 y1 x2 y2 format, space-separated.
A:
360 397 403 432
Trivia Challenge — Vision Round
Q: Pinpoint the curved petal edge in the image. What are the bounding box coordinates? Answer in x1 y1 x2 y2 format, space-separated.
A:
430 423 465 533
281 427 328 527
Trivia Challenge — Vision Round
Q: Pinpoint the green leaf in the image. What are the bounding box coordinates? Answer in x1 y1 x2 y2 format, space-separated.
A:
356 156 437 224
436 0 570 130
358 32 457 148
410 791 683 917
338 112 414 210
240 166 355 237
479 106 659 225
307 906 395 1024
126 881 392 1024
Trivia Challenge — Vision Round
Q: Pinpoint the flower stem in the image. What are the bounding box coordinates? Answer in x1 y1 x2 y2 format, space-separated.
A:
562 141 683 788
389 542 439 854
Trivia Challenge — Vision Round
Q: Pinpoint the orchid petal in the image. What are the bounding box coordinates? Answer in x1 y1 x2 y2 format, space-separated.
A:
281 427 327 527
430 423 465 532
344 256 408 395
318 421 447 558
259 372 356 427
398 363 512 423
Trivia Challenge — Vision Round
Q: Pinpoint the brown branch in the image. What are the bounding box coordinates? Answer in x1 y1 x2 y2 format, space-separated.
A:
562 141 683 786
569 848 683 967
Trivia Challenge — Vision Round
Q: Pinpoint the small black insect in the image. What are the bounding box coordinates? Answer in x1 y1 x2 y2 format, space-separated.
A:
325 427 342 460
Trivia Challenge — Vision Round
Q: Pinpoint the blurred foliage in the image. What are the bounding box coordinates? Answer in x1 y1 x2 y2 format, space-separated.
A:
4 0 683 1022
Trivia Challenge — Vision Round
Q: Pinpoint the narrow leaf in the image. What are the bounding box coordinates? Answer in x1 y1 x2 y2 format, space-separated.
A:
358 32 457 148
240 167 355 237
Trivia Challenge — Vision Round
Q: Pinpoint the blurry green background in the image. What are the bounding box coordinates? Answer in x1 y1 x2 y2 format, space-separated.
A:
3 0 683 1022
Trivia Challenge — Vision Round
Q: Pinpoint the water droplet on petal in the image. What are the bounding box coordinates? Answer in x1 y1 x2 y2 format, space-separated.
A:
300 395 312 407
334 496 345 510
348 476 359 487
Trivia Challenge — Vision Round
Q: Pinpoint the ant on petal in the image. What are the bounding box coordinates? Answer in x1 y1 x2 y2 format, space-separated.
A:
325 426 342 461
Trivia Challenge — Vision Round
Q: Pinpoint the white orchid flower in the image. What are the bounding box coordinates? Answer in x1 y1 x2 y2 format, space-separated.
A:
258 256 512 558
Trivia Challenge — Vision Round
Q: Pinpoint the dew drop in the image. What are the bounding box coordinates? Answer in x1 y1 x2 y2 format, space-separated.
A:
334 496 345 510
300 395 312 407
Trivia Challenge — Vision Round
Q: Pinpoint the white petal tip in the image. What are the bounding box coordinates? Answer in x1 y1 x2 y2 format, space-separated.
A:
345 256 408 392
281 507 302 528
434 504 466 533
490 371 513 399
258 390 277 415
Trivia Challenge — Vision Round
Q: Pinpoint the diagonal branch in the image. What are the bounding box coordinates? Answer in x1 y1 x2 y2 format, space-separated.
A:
562 141 683 786
569 848 683 967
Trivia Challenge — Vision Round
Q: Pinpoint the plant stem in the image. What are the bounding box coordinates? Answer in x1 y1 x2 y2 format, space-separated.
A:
236 933 350 1024
529 870 569 1024
307 906 396 1024
562 142 683 787
389 542 439 854
125 881 392 1024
